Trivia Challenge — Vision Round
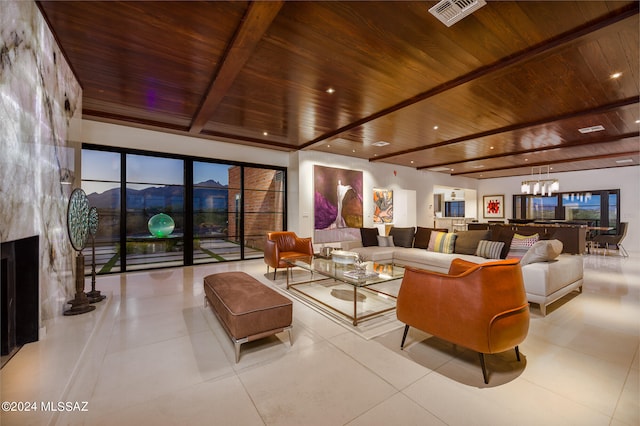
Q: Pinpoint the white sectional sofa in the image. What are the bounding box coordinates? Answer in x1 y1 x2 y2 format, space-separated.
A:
341 227 584 316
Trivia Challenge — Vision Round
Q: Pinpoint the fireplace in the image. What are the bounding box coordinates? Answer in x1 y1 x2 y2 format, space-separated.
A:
1 236 39 368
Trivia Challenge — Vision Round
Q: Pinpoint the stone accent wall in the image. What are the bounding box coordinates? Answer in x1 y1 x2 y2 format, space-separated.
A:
0 1 82 322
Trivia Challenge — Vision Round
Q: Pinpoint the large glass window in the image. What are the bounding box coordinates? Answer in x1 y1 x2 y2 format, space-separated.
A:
444 201 464 217
562 193 601 225
126 154 184 270
513 190 619 230
243 167 286 259
608 192 618 230
82 149 121 274
81 146 286 273
193 162 233 263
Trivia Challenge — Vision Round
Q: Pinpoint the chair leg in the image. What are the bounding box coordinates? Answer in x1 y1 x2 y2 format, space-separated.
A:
273 268 277 280
619 244 629 257
515 345 521 362
400 325 409 349
479 353 488 384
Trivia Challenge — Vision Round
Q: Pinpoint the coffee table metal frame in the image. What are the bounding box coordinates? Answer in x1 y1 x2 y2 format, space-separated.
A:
285 256 404 326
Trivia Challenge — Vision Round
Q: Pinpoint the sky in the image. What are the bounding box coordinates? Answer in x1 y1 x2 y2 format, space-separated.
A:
82 150 231 193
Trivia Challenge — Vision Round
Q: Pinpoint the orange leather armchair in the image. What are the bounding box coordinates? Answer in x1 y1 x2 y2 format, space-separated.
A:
397 258 530 384
264 232 314 279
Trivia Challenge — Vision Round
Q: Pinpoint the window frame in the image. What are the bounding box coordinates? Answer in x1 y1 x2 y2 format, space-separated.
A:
81 144 287 273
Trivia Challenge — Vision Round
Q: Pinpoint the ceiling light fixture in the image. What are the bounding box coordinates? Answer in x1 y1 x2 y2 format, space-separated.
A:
326 88 335 94
372 141 390 147
263 131 268 136
615 159 633 164
610 72 622 79
433 125 439 130
521 165 559 196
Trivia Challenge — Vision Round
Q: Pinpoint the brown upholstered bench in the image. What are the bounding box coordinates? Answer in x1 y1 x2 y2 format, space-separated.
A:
203 271 293 362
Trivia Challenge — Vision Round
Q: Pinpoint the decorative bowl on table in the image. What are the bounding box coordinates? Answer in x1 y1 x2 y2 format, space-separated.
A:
331 250 359 265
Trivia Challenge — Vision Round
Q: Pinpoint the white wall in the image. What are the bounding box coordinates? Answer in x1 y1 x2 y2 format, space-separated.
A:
81 120 289 168
477 167 640 253
292 150 477 239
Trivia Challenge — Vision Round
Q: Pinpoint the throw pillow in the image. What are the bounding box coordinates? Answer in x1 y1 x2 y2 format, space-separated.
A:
389 227 416 248
360 227 379 247
490 228 513 259
414 227 447 249
377 235 395 247
475 240 505 259
453 230 489 255
520 239 563 265
428 231 457 254
507 233 539 259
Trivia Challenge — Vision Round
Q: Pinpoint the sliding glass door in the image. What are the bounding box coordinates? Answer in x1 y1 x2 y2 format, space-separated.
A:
81 146 286 273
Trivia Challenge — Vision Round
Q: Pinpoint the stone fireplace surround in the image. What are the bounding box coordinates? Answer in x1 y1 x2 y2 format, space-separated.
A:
1 1 83 344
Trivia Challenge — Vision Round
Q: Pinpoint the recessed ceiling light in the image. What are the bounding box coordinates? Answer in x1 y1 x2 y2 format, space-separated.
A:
525 158 529 162
428 166 451 172
490 146 494 150
372 141 390 147
352 149 356 153
410 161 414 164
611 72 622 79
326 88 335 94
433 125 439 130
450 168 454 171
635 120 640 124
615 158 633 164
263 131 268 136
578 125 605 134
472 165 485 169
327 144 331 148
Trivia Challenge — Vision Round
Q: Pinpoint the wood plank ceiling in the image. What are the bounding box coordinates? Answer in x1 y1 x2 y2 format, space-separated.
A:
37 1 640 178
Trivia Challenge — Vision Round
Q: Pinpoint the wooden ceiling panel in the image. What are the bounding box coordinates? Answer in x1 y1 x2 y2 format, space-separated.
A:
39 1 248 123
36 1 639 178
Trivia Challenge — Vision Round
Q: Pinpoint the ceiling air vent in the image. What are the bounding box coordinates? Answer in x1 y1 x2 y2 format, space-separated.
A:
578 125 605 134
429 0 487 27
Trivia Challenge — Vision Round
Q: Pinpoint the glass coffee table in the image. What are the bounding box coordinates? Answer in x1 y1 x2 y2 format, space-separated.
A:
285 256 404 326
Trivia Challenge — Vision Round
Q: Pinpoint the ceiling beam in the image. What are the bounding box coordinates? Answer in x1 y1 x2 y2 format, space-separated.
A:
189 1 284 134
373 96 639 162
300 3 639 151
452 151 640 176
417 132 640 170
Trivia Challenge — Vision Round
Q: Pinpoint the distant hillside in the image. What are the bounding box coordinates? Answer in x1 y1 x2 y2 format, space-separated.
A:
87 180 229 210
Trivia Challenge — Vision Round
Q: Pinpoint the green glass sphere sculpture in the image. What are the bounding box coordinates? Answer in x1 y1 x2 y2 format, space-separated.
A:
148 213 175 238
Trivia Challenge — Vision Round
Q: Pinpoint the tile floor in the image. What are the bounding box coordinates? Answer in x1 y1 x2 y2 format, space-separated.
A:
1 252 638 425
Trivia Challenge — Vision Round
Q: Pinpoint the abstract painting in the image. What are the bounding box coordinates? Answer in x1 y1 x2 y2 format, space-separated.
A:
483 195 504 218
314 165 363 242
373 189 393 223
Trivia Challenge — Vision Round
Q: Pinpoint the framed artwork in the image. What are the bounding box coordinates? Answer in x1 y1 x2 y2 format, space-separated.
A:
483 195 504 218
373 188 393 223
313 166 363 244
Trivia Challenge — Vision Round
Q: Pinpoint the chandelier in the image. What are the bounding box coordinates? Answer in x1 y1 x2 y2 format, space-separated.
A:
521 165 559 196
